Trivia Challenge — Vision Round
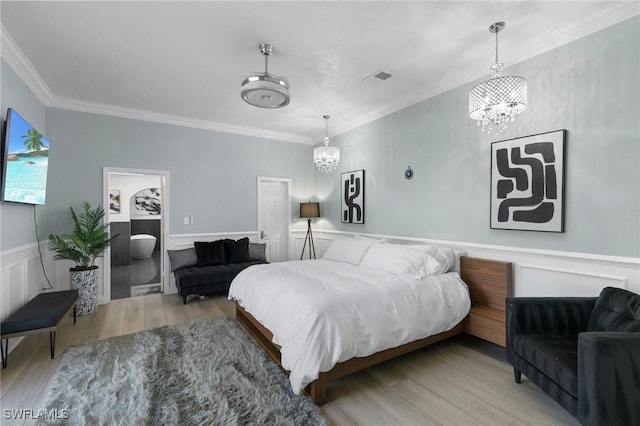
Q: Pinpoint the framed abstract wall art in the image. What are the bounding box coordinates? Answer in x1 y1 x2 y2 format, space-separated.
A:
341 170 365 224
134 188 161 215
490 130 566 232
109 190 120 214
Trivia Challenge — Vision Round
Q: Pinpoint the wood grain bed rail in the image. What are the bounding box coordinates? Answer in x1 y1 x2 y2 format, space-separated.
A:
461 256 513 347
234 255 512 405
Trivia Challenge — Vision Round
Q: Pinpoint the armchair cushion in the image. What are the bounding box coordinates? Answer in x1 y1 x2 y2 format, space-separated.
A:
587 287 640 332
514 335 578 397
506 297 595 363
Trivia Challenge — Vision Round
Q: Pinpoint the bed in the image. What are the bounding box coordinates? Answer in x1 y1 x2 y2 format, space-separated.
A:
229 239 510 405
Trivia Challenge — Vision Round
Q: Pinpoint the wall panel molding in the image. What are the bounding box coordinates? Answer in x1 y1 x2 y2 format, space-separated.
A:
291 229 640 296
4 230 635 328
0 242 61 355
518 264 629 297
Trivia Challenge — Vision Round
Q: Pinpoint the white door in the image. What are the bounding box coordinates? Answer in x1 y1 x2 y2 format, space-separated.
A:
257 178 290 262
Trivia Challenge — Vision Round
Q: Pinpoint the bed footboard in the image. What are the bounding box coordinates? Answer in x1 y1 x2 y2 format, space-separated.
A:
234 255 512 405
235 302 464 405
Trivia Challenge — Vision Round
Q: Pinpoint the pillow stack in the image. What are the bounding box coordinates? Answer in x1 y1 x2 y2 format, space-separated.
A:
167 237 267 272
322 238 455 279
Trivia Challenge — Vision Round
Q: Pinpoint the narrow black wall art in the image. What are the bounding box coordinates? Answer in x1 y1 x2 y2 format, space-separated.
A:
342 170 365 224
490 130 565 232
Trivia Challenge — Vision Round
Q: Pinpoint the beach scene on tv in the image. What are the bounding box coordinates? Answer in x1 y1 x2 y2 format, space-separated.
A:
2 110 50 205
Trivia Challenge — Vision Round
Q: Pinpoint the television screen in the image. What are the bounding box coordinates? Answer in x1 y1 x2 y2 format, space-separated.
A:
1 108 50 205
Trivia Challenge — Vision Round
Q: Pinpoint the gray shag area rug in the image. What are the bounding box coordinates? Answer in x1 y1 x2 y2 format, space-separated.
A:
40 317 327 425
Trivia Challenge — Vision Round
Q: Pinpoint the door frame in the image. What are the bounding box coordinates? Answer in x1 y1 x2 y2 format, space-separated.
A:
103 167 170 302
257 176 291 262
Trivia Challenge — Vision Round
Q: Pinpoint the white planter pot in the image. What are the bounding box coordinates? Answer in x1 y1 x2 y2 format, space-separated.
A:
70 268 99 315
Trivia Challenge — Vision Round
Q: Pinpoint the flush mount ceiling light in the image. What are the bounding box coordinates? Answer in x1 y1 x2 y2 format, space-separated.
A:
241 43 290 108
469 22 527 133
313 115 340 173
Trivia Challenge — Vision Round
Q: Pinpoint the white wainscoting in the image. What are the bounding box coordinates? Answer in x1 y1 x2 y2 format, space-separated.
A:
165 231 259 295
3 230 637 318
0 242 66 353
291 229 640 297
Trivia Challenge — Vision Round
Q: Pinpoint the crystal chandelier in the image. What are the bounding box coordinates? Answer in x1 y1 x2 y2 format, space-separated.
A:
469 22 527 133
313 115 340 173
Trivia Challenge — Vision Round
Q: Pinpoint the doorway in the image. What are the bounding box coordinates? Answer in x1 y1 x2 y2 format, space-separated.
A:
257 177 291 262
103 167 170 301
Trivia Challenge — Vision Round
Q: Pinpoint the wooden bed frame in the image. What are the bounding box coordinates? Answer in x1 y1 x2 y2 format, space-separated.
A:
234 256 512 405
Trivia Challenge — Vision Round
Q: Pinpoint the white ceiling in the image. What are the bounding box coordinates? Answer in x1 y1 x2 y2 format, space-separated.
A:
1 1 637 144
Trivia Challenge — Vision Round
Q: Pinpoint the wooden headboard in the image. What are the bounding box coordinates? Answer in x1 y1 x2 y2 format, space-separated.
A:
460 256 513 347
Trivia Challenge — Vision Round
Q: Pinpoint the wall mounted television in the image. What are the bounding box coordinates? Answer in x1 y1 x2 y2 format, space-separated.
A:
1 108 51 205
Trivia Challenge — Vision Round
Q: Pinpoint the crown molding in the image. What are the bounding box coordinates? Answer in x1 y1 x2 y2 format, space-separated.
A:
0 24 311 145
0 24 54 105
47 96 311 144
3 4 638 143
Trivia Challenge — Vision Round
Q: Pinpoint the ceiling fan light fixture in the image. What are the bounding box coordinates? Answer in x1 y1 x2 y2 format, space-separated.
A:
241 43 290 108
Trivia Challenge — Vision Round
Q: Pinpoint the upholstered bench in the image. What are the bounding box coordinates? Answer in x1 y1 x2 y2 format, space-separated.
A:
169 238 268 304
0 290 78 368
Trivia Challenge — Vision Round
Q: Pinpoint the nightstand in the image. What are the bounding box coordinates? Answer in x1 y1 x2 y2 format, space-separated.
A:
460 257 513 347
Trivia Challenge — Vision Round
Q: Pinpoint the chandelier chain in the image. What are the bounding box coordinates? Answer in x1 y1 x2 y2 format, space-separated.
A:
324 115 330 145
495 29 499 65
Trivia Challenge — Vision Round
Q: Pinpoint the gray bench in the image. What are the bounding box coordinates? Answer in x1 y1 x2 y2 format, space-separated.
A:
1 290 79 368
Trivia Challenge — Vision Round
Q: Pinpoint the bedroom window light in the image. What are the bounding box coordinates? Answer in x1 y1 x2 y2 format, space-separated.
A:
313 115 340 173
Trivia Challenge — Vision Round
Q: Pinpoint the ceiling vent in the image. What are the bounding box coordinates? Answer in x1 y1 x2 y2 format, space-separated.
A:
362 70 394 85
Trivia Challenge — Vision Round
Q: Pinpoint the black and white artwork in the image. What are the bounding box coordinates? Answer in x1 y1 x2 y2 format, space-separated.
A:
109 190 120 214
491 130 565 232
134 188 161 215
341 170 365 224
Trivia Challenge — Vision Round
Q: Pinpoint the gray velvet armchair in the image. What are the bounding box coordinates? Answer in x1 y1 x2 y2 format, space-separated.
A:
506 287 640 426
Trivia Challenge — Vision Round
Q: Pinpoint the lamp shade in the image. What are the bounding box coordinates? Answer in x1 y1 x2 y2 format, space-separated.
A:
300 202 320 218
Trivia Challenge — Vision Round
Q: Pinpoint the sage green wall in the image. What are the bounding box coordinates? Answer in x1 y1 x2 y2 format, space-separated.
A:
40 109 314 243
316 17 639 258
2 18 638 258
0 57 315 251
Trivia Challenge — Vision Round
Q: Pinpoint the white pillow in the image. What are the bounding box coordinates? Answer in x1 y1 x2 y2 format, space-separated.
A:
359 242 433 279
400 244 455 274
322 238 374 265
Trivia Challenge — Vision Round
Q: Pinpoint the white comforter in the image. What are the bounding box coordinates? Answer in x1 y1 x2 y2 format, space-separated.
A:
228 259 470 393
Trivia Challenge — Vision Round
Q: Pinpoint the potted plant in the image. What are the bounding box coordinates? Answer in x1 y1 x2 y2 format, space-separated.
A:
48 201 113 315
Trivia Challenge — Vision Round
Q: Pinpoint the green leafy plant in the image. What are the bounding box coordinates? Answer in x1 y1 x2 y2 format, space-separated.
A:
48 202 113 271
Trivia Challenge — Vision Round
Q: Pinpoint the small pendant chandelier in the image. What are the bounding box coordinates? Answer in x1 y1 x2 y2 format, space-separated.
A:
469 22 527 133
313 115 340 173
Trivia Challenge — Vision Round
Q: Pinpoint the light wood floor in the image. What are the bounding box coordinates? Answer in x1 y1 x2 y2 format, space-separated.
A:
0 294 579 425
